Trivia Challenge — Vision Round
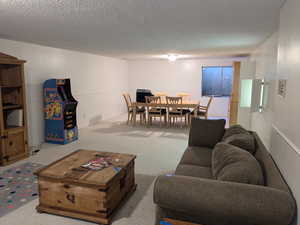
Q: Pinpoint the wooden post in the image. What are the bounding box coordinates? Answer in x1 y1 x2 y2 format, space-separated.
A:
229 61 241 126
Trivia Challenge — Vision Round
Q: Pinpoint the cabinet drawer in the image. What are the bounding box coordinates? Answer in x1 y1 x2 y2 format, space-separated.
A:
5 129 26 158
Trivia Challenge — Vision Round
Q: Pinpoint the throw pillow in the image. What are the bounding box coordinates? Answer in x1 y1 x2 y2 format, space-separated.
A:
223 133 256 154
188 118 226 148
212 143 264 185
223 124 249 139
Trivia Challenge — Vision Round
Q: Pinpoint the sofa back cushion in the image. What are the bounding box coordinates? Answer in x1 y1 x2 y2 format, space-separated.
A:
223 125 256 154
212 143 264 185
253 132 291 192
188 118 226 148
223 133 256 154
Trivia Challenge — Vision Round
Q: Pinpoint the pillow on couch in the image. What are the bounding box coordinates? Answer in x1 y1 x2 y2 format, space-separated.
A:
223 133 256 154
212 143 264 185
223 124 248 139
188 118 226 148
223 124 256 154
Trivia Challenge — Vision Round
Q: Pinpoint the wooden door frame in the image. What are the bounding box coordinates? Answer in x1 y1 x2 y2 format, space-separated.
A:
229 61 241 126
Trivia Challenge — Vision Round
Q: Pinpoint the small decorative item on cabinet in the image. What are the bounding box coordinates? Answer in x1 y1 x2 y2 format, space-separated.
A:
0 52 29 166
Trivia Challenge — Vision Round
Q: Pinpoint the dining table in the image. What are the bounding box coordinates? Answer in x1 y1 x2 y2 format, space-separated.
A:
131 100 200 125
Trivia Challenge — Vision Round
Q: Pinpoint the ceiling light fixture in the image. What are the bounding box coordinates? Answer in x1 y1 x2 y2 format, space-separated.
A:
167 54 178 62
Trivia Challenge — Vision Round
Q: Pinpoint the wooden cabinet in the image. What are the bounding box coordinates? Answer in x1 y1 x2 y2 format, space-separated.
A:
0 53 29 166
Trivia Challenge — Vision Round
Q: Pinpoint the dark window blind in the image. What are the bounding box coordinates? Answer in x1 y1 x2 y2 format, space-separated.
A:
202 66 233 97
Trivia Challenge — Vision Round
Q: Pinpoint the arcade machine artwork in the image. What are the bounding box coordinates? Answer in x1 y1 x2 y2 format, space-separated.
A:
44 79 78 144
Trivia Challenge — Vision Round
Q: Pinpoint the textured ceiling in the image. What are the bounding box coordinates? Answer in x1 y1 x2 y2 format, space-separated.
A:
0 0 284 59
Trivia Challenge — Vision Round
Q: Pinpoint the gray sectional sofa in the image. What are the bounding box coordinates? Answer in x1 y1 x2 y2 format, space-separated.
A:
154 118 296 225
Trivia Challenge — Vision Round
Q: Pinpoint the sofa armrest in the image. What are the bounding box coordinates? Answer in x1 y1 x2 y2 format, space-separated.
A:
154 175 295 225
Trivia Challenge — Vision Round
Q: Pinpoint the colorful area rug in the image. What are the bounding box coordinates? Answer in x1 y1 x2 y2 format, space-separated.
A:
0 162 43 217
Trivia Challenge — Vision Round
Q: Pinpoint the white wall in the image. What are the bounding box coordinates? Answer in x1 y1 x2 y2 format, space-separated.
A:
250 32 278 149
275 0 300 149
128 59 244 118
0 38 129 148
275 1 300 223
250 0 300 223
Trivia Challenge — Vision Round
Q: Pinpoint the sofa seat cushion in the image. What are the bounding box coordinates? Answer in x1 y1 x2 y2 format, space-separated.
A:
175 164 212 179
179 146 212 167
188 118 226 148
212 143 264 185
223 133 256 154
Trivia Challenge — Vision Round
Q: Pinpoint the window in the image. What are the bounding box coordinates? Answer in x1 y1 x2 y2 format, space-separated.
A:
202 66 233 97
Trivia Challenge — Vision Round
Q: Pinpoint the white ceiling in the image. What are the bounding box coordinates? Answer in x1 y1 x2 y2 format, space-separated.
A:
0 0 284 60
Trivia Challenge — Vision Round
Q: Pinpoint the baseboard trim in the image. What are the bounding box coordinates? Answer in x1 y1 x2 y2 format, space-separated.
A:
272 125 300 155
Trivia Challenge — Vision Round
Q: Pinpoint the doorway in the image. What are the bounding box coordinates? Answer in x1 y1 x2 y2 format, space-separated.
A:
201 66 233 125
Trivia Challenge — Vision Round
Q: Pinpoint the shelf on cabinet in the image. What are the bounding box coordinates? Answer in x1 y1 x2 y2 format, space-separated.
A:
3 104 23 110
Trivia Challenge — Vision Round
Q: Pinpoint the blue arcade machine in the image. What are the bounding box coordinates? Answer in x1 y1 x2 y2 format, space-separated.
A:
44 79 78 144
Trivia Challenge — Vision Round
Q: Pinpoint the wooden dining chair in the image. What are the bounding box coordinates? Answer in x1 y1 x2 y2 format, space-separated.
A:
177 92 191 101
166 96 190 127
190 96 213 121
155 92 168 102
145 96 167 126
122 93 146 125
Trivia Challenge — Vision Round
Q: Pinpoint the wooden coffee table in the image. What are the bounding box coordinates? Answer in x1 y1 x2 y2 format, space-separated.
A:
162 218 202 225
35 149 136 224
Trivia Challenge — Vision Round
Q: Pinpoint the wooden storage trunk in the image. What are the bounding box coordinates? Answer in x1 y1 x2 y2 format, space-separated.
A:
35 150 136 224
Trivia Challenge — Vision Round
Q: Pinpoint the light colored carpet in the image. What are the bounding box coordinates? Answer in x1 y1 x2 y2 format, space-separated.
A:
0 115 191 225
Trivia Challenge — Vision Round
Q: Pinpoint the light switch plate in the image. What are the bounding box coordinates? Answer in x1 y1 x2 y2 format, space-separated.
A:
278 79 287 98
